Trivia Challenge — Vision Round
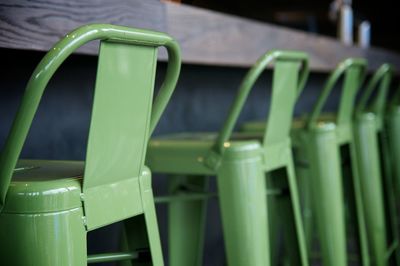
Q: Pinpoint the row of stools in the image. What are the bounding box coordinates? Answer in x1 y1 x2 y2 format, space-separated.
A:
0 24 399 266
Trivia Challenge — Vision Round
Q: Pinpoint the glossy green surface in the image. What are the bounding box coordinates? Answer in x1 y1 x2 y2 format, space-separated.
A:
0 206 87 265
0 24 181 265
0 23 181 211
356 64 393 130
355 64 400 265
3 160 83 213
147 50 310 266
353 113 387 266
241 58 370 266
83 41 157 230
300 59 368 266
306 123 347 265
307 59 366 129
210 51 309 164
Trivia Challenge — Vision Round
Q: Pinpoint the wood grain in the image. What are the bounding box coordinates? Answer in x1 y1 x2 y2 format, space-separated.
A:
1 0 400 72
0 0 165 54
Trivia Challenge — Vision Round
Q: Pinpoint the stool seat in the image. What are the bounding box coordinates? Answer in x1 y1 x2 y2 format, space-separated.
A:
241 115 356 157
3 160 84 213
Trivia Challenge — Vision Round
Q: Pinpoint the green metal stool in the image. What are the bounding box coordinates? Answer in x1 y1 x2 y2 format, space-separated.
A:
241 59 370 266
354 64 400 266
0 24 181 265
147 50 310 266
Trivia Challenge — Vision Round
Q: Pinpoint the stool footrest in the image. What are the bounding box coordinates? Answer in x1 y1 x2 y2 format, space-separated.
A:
87 251 148 263
155 192 217 203
155 188 283 204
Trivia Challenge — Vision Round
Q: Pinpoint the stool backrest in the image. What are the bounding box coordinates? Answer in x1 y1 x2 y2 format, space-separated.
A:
356 64 393 117
209 50 309 167
306 58 367 129
0 24 181 227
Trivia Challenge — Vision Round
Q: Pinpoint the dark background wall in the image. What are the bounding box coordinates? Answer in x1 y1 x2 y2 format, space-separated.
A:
1 47 351 265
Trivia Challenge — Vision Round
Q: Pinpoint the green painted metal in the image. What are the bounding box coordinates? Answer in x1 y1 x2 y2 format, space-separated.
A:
208 51 309 165
0 203 87 265
147 50 310 266
167 174 210 266
303 122 347 265
87 252 139 263
354 64 400 266
3 160 83 213
299 58 368 266
154 188 282 204
307 59 366 129
241 58 370 266
356 64 393 130
0 24 181 265
353 113 387 266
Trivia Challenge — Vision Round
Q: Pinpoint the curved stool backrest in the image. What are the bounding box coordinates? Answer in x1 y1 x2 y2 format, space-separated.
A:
206 50 309 168
0 24 181 229
356 64 393 129
306 58 367 130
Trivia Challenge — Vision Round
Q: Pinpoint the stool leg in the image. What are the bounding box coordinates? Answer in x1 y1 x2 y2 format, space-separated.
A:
121 169 164 266
349 141 372 266
287 159 309 266
270 159 308 266
306 128 347 266
301 178 314 255
268 167 300 265
294 147 315 254
0 207 87 266
168 175 209 266
341 144 370 265
120 215 152 266
217 152 270 266
354 117 387 266
141 169 164 266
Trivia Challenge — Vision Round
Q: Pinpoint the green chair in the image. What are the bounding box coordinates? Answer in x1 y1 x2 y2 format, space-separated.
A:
147 50 310 266
0 24 181 265
354 64 400 266
241 59 370 266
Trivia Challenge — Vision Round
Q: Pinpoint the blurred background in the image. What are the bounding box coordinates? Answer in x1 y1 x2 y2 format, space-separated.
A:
176 0 400 52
